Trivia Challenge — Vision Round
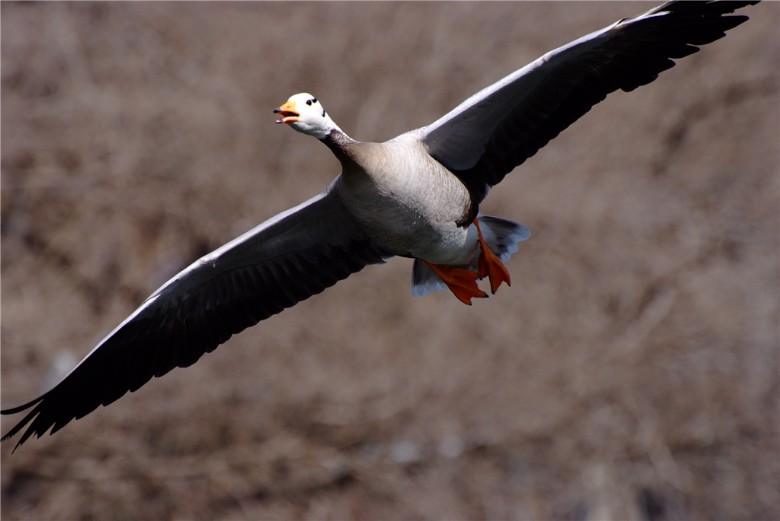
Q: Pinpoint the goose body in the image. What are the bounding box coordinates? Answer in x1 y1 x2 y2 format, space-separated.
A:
329 131 478 264
278 95 523 297
2 1 758 450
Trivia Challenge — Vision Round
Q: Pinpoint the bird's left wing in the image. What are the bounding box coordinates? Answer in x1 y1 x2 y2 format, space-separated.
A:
1 185 388 450
418 0 758 203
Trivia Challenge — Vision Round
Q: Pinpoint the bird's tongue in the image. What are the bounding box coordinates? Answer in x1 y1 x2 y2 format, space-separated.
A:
274 109 298 124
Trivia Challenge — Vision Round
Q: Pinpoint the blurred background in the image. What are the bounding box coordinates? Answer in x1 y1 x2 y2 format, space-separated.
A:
2 2 778 520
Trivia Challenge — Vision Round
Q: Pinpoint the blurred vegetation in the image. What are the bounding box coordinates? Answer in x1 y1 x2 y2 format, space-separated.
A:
2 2 778 520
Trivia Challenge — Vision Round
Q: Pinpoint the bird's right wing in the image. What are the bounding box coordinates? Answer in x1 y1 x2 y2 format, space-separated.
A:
1 182 389 450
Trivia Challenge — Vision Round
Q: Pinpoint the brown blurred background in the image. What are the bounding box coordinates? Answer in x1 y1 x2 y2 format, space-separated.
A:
2 2 778 520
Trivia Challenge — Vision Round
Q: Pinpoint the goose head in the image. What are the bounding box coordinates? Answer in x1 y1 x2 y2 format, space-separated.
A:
274 93 339 140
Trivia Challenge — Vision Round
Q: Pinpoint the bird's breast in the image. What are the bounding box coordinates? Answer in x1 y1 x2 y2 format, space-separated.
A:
335 143 475 263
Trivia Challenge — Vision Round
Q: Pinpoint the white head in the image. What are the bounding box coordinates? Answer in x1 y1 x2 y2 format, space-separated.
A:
274 93 339 140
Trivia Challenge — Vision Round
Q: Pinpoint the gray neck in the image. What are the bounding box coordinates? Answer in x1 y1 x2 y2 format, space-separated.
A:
322 128 359 164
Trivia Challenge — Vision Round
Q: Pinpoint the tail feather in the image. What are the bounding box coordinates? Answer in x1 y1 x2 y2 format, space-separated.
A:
412 260 448 297
412 215 530 297
477 215 531 262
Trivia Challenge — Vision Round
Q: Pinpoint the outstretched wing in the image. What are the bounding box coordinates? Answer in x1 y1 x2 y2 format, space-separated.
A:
1 185 388 450
419 0 758 203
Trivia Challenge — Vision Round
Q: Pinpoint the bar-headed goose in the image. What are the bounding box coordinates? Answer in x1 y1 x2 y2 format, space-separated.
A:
2 1 758 449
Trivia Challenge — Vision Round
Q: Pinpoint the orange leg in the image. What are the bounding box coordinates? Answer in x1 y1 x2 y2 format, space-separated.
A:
474 218 511 294
424 261 487 306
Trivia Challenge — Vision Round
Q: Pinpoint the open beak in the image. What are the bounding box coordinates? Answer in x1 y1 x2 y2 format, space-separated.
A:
274 101 299 124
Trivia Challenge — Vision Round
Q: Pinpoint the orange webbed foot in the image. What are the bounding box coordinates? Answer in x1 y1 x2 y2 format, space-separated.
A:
424 261 488 305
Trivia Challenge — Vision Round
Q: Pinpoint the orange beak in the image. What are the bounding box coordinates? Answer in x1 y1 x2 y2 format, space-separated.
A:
273 101 299 124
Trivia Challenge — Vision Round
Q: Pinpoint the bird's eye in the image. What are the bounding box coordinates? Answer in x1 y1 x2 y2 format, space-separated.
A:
306 98 317 106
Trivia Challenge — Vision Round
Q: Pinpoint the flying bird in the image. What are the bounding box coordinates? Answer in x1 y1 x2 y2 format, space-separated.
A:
1 1 758 450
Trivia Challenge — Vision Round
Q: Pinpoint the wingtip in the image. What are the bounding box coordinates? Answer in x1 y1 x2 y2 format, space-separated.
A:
1 396 47 451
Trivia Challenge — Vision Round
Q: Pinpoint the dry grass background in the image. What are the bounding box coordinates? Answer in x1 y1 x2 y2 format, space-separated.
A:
1 2 778 520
